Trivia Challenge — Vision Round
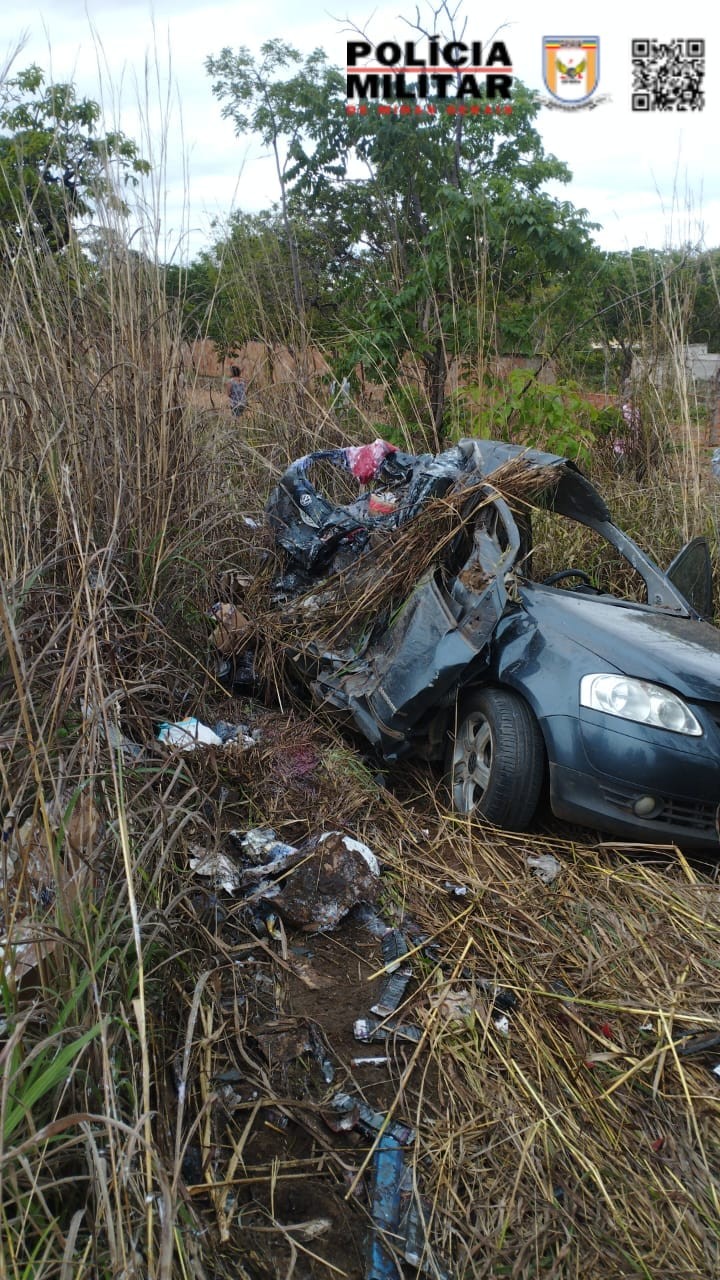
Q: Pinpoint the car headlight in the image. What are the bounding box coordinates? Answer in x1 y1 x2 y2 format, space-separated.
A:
579 674 702 736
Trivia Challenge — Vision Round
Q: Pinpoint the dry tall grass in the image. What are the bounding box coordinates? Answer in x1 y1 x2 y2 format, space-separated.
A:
0 201 234 1275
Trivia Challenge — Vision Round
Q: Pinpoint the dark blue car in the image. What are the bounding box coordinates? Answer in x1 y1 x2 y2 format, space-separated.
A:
266 440 720 850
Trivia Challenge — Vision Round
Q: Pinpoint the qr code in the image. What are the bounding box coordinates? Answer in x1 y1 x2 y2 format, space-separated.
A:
631 38 705 111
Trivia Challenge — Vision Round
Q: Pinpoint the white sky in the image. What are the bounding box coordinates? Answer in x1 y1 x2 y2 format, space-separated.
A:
2 0 718 261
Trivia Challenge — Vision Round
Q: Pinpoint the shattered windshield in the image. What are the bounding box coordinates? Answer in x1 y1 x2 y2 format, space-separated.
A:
523 508 651 602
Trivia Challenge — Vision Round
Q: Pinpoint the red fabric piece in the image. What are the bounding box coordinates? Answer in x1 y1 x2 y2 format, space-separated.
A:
345 439 396 483
368 493 398 515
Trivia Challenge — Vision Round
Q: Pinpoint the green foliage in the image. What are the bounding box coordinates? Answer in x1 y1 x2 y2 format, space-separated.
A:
200 32 720 433
0 65 150 254
168 207 353 348
449 368 597 461
206 42 346 323
3 1021 103 1143
202 39 598 432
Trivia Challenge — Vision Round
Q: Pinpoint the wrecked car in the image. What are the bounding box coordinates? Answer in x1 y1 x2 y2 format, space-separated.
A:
226 438 720 850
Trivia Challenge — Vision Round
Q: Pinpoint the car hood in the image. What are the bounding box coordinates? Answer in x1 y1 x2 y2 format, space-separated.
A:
520 587 720 700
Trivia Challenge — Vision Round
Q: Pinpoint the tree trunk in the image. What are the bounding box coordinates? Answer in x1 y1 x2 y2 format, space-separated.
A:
424 337 447 452
270 133 305 326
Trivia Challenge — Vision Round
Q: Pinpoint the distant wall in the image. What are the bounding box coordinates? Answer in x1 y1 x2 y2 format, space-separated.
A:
183 339 331 386
185 340 557 388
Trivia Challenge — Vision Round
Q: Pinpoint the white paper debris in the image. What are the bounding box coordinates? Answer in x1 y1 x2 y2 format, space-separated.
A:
526 853 562 885
188 846 243 893
158 718 224 749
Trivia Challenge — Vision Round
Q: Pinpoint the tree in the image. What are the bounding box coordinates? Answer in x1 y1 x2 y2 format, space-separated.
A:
0 65 149 254
205 27 598 437
206 41 345 328
166 206 357 352
291 76 595 436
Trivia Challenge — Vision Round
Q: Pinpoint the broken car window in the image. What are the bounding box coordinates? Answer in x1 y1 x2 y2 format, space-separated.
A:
528 508 649 603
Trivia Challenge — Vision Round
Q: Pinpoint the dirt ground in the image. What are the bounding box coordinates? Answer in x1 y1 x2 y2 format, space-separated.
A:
165 700 451 1279
179 867 430 1278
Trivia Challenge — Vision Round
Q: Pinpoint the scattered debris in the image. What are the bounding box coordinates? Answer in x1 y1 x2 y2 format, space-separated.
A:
158 717 260 751
209 602 252 655
442 881 469 897
103 720 145 762
212 721 259 748
381 928 410 971
188 846 243 894
371 970 413 1019
158 718 224 749
232 827 296 864
673 1028 720 1058
526 853 562 885
398 1172 451 1279
82 701 144 761
1 793 102 985
354 905 396 938
425 985 514 1034
255 1017 335 1083
259 832 380 931
354 1017 422 1045
328 1092 415 1146
367 1134 405 1280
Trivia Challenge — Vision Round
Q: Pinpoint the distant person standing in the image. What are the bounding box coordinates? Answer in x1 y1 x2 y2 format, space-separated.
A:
227 366 247 417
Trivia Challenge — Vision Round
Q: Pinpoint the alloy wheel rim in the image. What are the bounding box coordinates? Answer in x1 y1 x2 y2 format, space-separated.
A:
452 713 493 812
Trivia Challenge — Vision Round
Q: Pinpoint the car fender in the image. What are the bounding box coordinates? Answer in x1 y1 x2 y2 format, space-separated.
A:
483 604 622 764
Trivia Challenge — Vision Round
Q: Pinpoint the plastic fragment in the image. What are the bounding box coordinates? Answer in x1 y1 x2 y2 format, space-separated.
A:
354 905 393 938
442 881 469 897
352 1056 389 1067
212 720 259 748
367 1134 404 1280
104 721 145 761
381 928 410 972
398 1195 451 1279
82 702 144 761
401 1195 424 1268
526 853 562 885
371 970 413 1019
157 718 224 749
486 984 518 1013
330 1092 415 1146
188 846 243 894
354 1017 422 1045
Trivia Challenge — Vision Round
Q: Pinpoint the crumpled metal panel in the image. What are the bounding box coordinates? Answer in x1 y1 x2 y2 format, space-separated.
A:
314 494 520 758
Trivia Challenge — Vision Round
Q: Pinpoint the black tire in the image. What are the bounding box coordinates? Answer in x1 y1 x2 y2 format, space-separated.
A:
446 688 545 830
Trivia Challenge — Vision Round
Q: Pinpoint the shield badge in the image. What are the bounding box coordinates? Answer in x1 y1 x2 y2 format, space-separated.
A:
543 37 599 105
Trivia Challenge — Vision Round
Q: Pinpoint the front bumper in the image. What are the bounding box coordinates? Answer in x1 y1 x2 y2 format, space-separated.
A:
545 711 720 850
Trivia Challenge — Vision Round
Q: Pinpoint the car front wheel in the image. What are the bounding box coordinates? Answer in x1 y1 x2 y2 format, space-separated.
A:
446 688 545 829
